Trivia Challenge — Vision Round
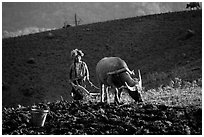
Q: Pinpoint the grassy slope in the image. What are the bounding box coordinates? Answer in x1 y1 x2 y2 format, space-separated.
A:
2 10 202 107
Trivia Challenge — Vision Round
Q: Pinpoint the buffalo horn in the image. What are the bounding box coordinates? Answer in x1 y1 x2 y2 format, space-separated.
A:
125 82 137 91
138 69 142 91
125 69 142 92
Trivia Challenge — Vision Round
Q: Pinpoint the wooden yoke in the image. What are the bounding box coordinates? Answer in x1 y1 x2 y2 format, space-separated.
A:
107 67 134 75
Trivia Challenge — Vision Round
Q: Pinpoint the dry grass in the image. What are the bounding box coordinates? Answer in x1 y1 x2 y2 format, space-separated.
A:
118 77 202 108
142 85 202 108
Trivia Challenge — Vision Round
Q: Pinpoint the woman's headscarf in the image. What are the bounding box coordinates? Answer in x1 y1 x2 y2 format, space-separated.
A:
71 49 84 58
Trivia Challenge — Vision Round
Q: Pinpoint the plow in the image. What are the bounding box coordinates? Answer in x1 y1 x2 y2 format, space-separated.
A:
70 80 100 100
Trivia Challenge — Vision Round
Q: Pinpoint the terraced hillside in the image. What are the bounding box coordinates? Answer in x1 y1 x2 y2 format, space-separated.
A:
2 10 202 107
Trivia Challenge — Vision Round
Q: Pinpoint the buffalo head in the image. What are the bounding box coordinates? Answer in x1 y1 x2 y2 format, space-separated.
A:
118 70 143 102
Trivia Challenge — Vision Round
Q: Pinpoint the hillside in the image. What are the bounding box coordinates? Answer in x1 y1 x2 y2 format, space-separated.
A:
2 10 202 107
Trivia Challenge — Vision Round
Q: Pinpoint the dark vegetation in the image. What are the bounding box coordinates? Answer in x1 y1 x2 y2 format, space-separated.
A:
2 100 202 135
2 10 202 135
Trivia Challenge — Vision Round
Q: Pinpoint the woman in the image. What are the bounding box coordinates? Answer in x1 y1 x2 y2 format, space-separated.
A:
69 49 90 100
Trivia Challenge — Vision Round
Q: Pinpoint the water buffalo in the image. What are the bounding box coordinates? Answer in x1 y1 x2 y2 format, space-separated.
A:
96 57 143 104
186 2 200 10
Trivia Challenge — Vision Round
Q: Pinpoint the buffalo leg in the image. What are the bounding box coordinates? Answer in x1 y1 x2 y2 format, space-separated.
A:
118 88 123 101
114 88 121 105
106 87 110 104
100 84 105 102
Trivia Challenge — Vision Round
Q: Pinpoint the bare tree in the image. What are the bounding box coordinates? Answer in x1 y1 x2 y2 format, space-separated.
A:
74 13 82 26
